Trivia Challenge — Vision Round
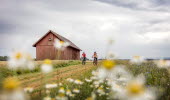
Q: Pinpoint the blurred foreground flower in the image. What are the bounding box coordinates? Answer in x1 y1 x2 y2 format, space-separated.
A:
1 77 29 100
8 51 35 70
106 51 117 59
3 77 20 91
54 39 69 50
0 90 29 100
130 56 145 64
97 60 132 83
102 60 115 70
115 75 156 100
111 82 123 93
41 59 53 74
155 59 170 68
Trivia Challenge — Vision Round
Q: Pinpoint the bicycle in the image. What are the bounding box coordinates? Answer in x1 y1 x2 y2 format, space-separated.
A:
82 57 86 65
93 57 98 66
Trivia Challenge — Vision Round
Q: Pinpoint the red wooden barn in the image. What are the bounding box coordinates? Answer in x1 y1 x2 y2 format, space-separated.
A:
33 30 81 60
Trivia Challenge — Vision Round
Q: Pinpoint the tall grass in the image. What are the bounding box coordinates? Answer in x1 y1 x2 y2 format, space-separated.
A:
32 60 170 100
0 60 81 89
116 60 170 100
1 60 170 100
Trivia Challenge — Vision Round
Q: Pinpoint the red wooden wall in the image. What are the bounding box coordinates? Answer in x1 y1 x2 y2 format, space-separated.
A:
35 32 80 60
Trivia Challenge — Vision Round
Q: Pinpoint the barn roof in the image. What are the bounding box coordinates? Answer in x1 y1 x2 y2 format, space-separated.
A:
33 30 81 51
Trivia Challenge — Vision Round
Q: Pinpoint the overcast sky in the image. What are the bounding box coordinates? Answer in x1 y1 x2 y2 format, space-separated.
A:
0 0 170 59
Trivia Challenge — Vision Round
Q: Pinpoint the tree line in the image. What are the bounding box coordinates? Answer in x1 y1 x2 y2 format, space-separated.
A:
0 56 8 61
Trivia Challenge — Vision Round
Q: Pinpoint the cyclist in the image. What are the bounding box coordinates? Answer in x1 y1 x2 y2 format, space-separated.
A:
82 52 86 65
92 52 98 66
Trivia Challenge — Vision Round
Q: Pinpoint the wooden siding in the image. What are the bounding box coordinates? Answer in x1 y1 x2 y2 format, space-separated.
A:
35 32 80 60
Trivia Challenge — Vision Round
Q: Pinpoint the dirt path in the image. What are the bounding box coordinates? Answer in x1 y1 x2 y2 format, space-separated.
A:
18 63 95 90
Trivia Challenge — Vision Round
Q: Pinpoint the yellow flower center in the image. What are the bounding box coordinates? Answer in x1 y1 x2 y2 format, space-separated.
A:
102 60 115 69
15 52 22 59
127 82 144 95
76 79 81 82
98 86 103 89
67 89 71 92
44 59 52 64
3 77 20 90
60 87 64 90
59 41 64 44
74 89 79 91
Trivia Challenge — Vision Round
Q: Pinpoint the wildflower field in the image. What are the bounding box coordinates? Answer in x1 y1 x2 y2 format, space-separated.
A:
0 59 170 100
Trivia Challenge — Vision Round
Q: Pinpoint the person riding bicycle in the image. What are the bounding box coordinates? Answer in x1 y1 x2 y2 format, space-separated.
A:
82 52 86 65
92 52 98 65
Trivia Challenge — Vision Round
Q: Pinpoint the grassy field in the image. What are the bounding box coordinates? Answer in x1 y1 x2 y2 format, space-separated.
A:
0 60 97 99
0 60 170 100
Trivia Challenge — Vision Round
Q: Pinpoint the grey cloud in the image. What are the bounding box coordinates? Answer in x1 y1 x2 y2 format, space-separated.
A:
0 20 16 33
95 0 170 11
0 0 170 58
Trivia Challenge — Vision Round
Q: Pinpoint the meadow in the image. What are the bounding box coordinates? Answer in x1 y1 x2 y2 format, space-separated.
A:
0 60 169 100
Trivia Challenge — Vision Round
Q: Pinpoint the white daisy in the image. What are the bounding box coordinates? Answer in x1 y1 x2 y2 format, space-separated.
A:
66 78 74 83
8 51 27 70
115 75 156 100
66 89 72 96
155 59 170 68
58 87 65 94
45 83 57 89
111 82 124 93
74 79 83 85
130 56 145 64
54 39 69 50
85 78 92 82
110 66 132 85
8 51 35 70
41 59 53 74
73 89 80 93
